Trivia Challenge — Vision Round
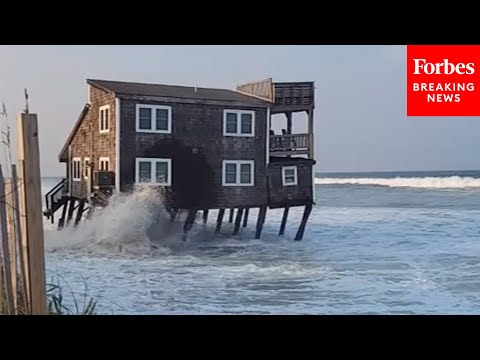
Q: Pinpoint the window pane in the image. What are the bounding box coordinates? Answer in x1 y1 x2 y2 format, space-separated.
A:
155 161 169 184
225 113 237 134
225 163 237 184
104 109 109 129
240 163 252 184
284 169 295 177
138 161 151 183
240 113 252 134
156 109 169 131
139 108 152 130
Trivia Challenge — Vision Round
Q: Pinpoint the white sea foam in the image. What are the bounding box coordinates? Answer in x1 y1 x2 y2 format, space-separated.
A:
315 176 480 189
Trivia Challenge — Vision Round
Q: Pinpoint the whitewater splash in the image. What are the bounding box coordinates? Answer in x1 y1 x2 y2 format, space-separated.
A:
45 188 175 255
315 176 480 189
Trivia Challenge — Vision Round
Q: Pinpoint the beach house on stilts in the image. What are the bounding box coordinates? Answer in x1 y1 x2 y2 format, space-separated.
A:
44 78 316 240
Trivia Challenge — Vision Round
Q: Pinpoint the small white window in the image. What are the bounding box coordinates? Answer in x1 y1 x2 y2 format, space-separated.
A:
222 160 254 186
136 104 172 134
99 157 110 171
99 105 110 133
135 158 171 186
83 157 90 179
223 110 255 137
72 158 81 181
282 166 298 186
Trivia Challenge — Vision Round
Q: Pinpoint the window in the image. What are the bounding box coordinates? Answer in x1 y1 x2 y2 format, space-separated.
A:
136 104 172 133
83 157 90 179
135 158 171 186
99 105 110 133
222 160 254 186
99 157 110 171
282 166 298 186
223 110 255 137
72 158 81 181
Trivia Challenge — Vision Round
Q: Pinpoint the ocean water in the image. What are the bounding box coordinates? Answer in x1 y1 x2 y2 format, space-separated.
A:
42 171 480 314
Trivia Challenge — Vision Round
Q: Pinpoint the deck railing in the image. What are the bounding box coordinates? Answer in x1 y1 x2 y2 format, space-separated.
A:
270 134 310 155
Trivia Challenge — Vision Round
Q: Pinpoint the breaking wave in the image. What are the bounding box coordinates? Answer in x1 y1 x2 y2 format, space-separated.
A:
315 176 480 189
45 188 177 255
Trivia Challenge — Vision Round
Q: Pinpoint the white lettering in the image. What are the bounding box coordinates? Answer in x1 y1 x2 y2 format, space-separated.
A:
412 58 475 75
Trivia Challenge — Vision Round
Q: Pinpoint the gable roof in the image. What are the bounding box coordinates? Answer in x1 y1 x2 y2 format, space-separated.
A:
87 79 271 105
58 103 90 162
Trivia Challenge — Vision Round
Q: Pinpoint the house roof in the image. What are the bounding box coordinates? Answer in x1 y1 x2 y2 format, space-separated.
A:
87 79 272 105
58 103 90 162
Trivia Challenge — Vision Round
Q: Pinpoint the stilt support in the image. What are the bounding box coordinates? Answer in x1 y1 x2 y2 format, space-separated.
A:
255 206 267 239
57 200 68 230
182 209 197 241
294 203 313 241
233 207 244 235
65 198 76 227
279 207 290 236
215 209 225 234
74 199 86 227
243 208 250 228
229 208 235 223
202 209 209 225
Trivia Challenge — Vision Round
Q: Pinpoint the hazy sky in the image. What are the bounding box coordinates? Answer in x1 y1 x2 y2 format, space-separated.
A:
1 45 480 176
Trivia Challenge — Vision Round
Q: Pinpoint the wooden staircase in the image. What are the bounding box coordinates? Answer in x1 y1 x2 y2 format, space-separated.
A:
43 178 67 224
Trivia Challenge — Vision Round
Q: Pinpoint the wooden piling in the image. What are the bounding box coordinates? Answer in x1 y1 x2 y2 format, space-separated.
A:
74 199 86 227
57 201 68 230
215 209 225 234
294 203 313 241
66 198 76 226
233 207 244 235
243 208 250 228
182 209 197 241
279 207 290 236
0 165 14 314
229 208 235 223
202 209 209 225
17 113 47 315
255 206 267 239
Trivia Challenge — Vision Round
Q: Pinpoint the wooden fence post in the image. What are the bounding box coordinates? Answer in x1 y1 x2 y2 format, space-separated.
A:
5 179 18 313
0 165 14 314
17 113 47 315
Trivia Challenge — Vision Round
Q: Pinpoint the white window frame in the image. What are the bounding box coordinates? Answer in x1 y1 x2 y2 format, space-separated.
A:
99 105 110 134
99 157 110 171
135 158 172 186
72 157 81 182
136 104 172 134
223 109 255 137
222 160 255 187
282 166 298 186
83 157 90 179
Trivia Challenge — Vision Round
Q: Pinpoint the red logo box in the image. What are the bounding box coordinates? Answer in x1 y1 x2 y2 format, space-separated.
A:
407 45 480 116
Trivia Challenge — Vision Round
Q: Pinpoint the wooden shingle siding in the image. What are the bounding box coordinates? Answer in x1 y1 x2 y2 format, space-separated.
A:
119 99 268 209
68 86 116 198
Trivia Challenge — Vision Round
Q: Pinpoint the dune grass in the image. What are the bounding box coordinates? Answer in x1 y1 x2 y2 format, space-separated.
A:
1 275 98 315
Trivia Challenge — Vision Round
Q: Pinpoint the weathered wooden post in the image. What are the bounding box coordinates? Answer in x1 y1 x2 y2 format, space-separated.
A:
5 179 18 313
17 113 47 315
0 165 14 314
215 209 225 234
233 207 244 235
279 207 290 236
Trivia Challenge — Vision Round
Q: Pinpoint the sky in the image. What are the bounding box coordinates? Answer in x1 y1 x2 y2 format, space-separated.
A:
1 45 480 176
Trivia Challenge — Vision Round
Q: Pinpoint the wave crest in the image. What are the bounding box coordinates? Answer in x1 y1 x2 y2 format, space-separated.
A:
315 176 480 189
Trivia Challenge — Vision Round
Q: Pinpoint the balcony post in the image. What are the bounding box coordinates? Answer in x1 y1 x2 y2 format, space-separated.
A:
308 107 314 159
